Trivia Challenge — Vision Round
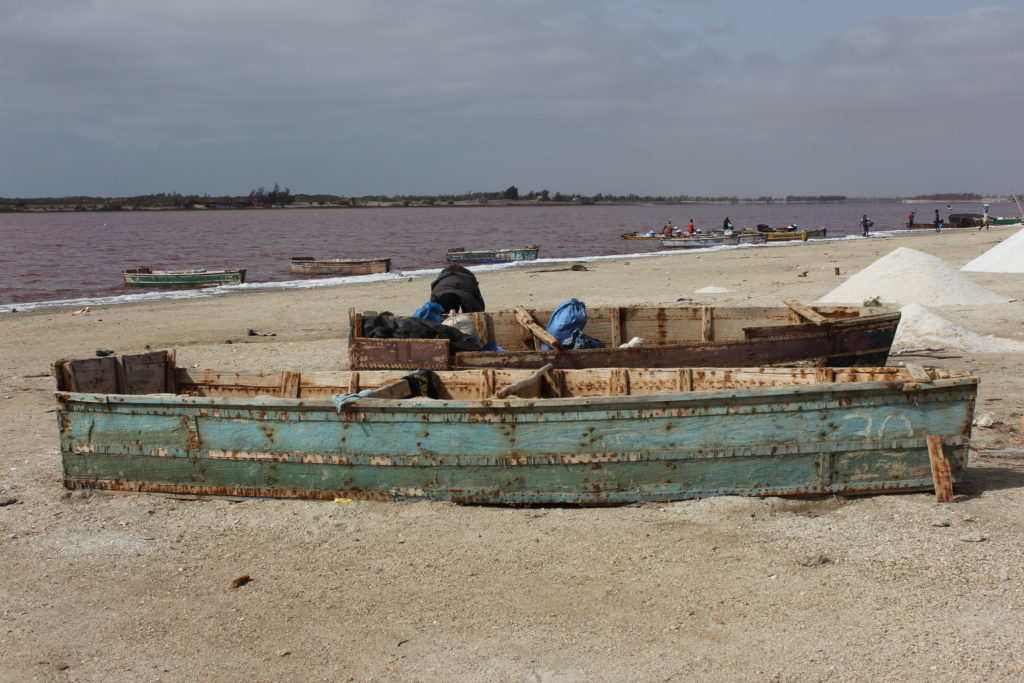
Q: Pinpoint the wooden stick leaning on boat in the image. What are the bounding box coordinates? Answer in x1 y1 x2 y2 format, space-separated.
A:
492 363 555 399
513 306 561 351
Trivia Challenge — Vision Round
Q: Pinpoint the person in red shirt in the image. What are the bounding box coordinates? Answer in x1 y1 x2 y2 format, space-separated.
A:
687 219 695 235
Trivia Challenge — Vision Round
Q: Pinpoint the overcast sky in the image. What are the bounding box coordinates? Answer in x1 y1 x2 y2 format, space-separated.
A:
2 1 1022 198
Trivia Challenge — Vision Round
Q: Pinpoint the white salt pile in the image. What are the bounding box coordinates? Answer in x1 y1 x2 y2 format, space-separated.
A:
818 247 1010 306
961 227 1024 273
695 286 733 293
893 303 1024 352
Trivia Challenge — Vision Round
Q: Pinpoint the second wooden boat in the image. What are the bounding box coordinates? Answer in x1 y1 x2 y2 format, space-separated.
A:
53 350 976 505
121 267 246 288
289 257 391 276
348 302 901 370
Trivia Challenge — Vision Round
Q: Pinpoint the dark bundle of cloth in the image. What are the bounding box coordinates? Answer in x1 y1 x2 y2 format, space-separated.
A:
360 312 482 351
429 265 485 313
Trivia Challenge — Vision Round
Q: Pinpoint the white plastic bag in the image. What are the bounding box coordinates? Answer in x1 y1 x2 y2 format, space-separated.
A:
442 311 481 347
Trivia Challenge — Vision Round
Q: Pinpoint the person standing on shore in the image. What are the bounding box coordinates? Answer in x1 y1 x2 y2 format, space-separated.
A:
688 219 695 235
860 214 871 237
908 210 915 227
934 209 941 231
981 203 990 230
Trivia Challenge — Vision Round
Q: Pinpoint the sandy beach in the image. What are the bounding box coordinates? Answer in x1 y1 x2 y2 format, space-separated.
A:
3 229 1024 681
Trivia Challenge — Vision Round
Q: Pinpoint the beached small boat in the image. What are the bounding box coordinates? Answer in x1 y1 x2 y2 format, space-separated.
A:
764 228 828 242
661 233 767 249
53 350 976 505
445 246 540 264
943 214 985 229
289 257 391 276
348 302 901 370
121 267 246 288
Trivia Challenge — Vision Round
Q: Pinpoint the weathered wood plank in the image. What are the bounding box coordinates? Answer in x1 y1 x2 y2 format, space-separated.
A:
927 434 954 502
701 307 713 342
280 371 301 398
513 306 560 350
784 299 828 325
122 351 172 394
608 307 622 347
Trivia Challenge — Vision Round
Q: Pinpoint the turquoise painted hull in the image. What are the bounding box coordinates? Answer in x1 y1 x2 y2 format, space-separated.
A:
122 268 246 288
55 361 976 505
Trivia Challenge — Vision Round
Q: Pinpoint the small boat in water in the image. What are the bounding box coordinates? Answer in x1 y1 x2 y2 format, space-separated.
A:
121 267 246 288
289 257 391 276
53 350 976 505
445 246 540 264
621 231 664 240
348 302 900 370
763 228 827 241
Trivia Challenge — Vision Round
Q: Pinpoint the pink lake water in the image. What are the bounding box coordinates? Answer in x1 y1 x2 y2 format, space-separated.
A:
0 201 1014 309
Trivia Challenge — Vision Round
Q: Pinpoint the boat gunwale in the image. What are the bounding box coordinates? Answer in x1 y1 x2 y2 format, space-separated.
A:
54 373 977 412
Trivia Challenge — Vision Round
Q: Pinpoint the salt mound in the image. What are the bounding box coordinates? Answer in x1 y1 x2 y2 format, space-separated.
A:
695 286 733 293
818 247 1009 306
893 303 1024 352
961 227 1024 272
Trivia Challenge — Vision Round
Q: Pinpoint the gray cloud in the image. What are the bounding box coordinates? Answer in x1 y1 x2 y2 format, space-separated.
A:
0 1 1021 196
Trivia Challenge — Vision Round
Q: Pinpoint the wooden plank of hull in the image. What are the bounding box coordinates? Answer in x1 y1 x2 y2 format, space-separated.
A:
56 372 976 505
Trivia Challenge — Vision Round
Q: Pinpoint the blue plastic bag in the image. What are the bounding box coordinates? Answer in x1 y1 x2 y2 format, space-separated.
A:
411 301 445 323
543 298 588 350
560 329 605 349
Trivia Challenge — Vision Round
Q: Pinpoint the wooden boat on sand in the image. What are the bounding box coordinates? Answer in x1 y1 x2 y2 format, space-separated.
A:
289 257 391 276
53 350 976 505
348 302 900 370
445 246 540 264
121 267 246 288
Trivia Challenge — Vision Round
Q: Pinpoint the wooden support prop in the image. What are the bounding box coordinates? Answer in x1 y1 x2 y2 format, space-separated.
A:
814 368 835 384
493 363 554 399
783 299 828 325
165 349 177 394
609 367 630 396
676 368 693 392
478 369 496 398
280 371 301 398
544 368 565 397
513 306 560 351
609 307 622 347
926 434 954 502
701 306 713 342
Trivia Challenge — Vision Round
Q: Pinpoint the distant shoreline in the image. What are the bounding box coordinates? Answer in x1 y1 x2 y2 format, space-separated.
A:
0 197 1008 213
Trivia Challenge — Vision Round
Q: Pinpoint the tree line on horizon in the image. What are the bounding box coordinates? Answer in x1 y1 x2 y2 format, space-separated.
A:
0 186 1000 212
